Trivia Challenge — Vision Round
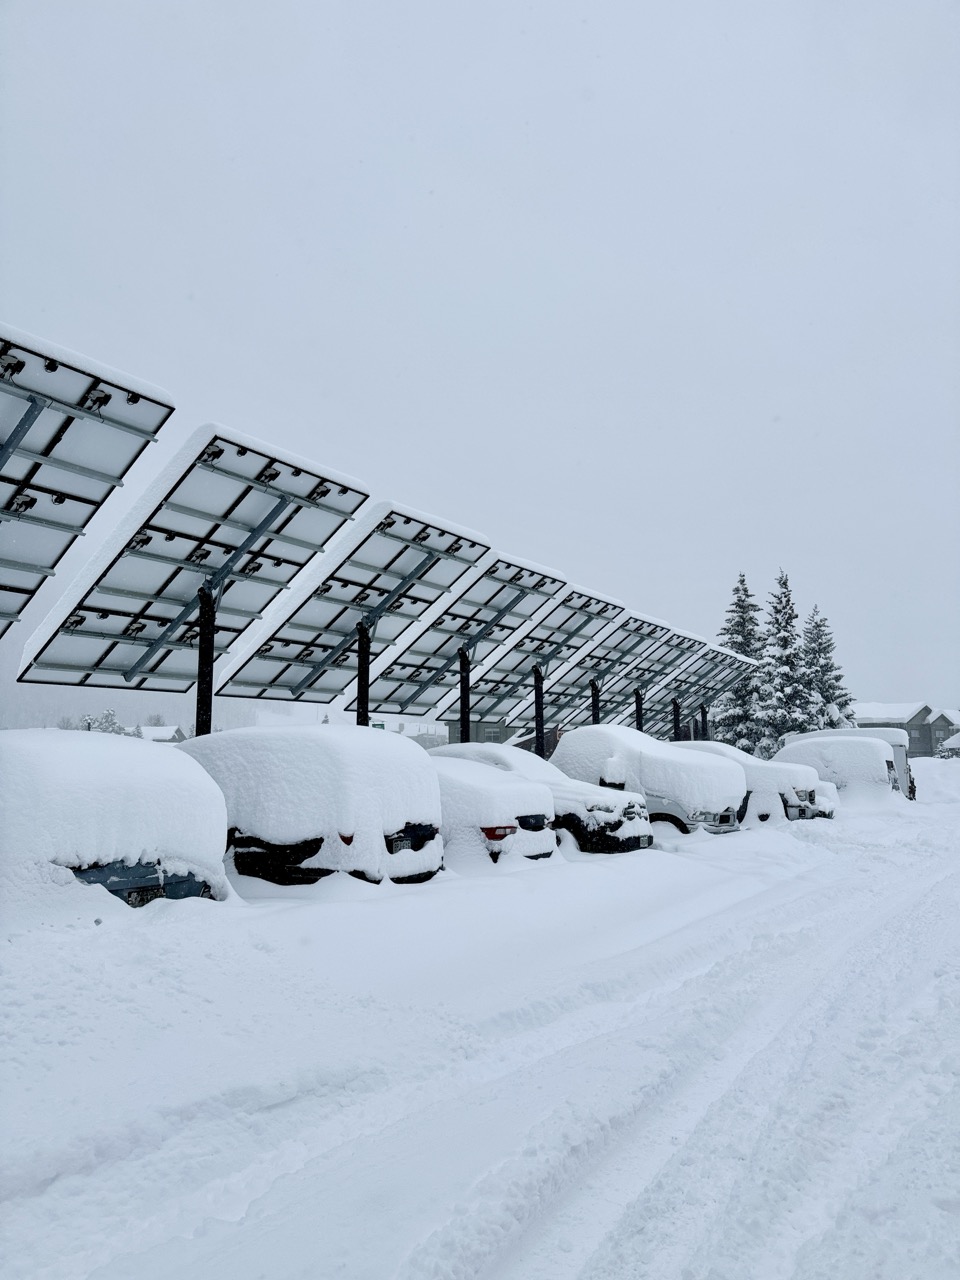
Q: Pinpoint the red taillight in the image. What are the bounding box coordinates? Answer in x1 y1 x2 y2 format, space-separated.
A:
481 825 517 841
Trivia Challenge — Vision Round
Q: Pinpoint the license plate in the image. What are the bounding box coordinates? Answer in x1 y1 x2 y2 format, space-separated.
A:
391 838 412 853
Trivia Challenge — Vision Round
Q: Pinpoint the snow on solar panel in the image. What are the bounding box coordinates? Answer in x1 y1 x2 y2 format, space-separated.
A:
573 629 707 728
0 329 174 641
362 556 567 716
17 433 368 690
432 588 624 725
215 503 490 703
610 644 750 733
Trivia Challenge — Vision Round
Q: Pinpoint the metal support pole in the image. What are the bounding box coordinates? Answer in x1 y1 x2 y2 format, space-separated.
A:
634 688 644 733
671 697 682 741
458 646 471 744
700 702 709 740
533 664 546 758
355 621 371 727
590 678 601 725
194 584 216 737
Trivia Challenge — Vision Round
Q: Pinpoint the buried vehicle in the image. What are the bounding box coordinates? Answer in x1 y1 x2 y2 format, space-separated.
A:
550 725 746 834
430 742 652 852
431 756 556 864
774 736 904 809
782 727 915 799
675 740 820 822
180 726 443 885
0 729 228 906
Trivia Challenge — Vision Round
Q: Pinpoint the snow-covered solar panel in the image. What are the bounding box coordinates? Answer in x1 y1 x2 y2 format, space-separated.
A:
216 504 490 703
630 646 752 735
363 556 567 716
0 329 174 641
571 628 707 728
18 433 368 690
434 588 624 724
526 613 676 727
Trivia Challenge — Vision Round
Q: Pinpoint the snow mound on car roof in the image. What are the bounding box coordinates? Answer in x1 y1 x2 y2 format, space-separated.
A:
180 726 442 880
0 729 228 896
551 725 745 815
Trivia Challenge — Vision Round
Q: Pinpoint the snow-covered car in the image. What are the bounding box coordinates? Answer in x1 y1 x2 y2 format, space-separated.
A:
782 727 915 799
674 740 820 822
431 756 556 863
550 725 746 834
430 742 653 852
180 726 443 885
0 729 228 906
774 737 903 808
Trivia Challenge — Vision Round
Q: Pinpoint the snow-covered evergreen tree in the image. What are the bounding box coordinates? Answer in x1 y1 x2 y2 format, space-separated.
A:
93 708 125 735
802 606 855 727
754 571 817 756
711 572 764 753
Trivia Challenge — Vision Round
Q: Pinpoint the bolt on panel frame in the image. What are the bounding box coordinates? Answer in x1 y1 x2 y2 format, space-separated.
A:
0 331 174 641
18 434 368 690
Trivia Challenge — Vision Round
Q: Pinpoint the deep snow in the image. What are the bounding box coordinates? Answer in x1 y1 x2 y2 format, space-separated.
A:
1 758 958 1279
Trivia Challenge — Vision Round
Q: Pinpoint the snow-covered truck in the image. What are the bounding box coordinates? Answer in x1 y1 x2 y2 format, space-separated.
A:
550 725 746 834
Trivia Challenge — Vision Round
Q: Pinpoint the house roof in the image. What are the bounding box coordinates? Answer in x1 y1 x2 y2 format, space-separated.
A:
137 725 183 742
929 709 960 726
854 702 931 724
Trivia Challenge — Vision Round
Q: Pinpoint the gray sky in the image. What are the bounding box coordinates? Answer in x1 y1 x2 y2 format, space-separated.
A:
2 0 958 722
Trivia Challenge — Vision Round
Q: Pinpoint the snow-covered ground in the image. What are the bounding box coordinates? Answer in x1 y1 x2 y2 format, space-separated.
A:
2 759 958 1279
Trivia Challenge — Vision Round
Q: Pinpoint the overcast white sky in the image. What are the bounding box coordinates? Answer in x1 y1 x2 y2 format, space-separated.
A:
1 0 958 724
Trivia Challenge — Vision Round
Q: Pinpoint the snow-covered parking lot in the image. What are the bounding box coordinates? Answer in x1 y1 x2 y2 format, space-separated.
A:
2 760 958 1280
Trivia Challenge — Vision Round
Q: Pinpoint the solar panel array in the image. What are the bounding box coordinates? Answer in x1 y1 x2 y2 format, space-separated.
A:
0 331 173 641
217 506 489 703
9 330 757 731
20 434 368 690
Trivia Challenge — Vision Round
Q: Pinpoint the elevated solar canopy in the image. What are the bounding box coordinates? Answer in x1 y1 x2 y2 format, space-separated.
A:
432 587 624 726
216 504 490 705
0 330 174 641
18 433 368 694
566 627 708 729
360 555 567 717
615 644 754 736
507 613 689 729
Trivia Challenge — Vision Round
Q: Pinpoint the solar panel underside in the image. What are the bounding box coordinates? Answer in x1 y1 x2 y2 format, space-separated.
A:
217 510 490 703
0 335 173 640
533 615 680 727
18 436 368 690
364 558 567 716
450 590 624 725
624 649 750 733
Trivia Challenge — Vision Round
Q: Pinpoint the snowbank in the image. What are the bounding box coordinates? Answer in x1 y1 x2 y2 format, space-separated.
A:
551 726 745 816
910 757 960 804
774 737 901 807
0 730 228 896
180 726 442 882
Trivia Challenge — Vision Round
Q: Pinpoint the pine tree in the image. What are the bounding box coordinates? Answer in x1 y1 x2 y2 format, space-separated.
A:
93 708 125 735
802 606 854 727
711 573 764 753
754 571 817 756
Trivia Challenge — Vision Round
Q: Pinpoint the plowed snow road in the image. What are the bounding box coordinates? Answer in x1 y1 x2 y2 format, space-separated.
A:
3 785 958 1279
